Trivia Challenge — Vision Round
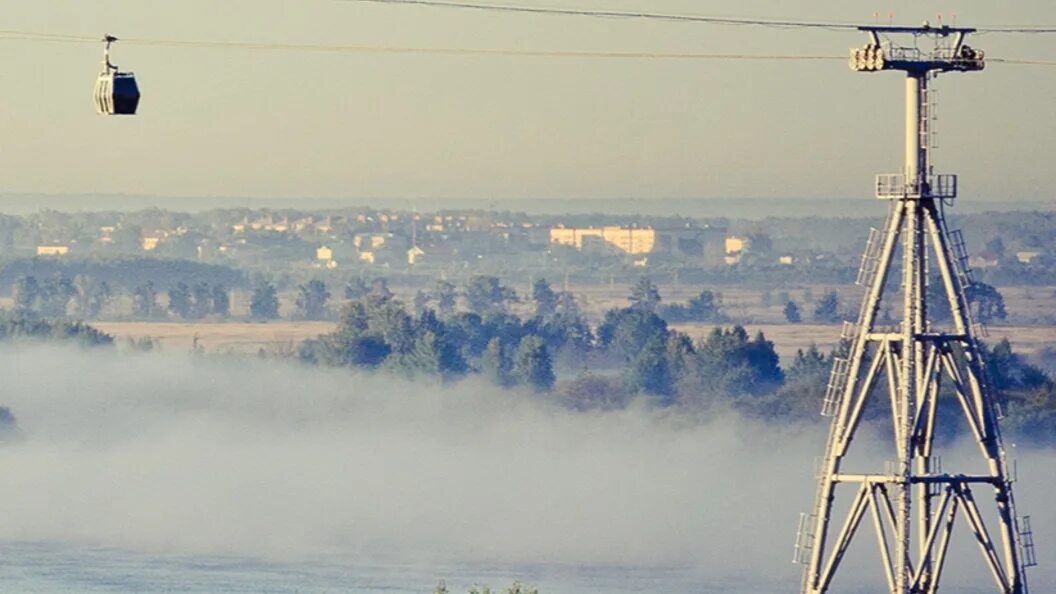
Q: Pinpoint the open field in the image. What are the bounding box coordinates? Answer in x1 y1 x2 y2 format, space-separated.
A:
92 319 1055 363
92 321 333 355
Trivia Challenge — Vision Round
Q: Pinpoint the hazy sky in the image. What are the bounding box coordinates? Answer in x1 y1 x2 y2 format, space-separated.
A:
2 1 1054 205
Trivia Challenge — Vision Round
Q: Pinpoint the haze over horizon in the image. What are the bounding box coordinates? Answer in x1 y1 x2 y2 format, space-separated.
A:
2 1 1055 206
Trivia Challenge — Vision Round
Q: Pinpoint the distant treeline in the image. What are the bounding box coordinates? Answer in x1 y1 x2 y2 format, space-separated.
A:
0 256 244 293
292 275 1056 444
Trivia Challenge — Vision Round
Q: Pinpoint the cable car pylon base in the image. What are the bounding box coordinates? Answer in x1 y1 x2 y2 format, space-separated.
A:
795 25 1035 594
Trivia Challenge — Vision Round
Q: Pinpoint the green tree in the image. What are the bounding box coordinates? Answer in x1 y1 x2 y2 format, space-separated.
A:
167 282 193 319
481 336 514 387
813 290 840 323
344 278 370 300
628 277 661 312
191 281 213 319
513 336 555 392
132 282 160 319
364 297 415 354
693 326 784 397
370 278 393 301
624 334 674 401
296 279 331 320
13 275 41 314
927 280 1007 325
40 275 76 317
434 280 457 317
765 344 830 419
73 275 111 319
250 281 280 319
967 281 1007 324
0 313 114 347
784 300 802 323
212 284 231 318
531 278 558 318
399 329 468 379
597 308 669 360
413 290 430 317
464 275 516 315
558 372 630 411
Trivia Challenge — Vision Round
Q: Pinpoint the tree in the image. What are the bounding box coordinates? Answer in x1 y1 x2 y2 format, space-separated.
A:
927 280 1007 325
597 307 669 360
531 278 558 318
624 334 674 401
167 282 193 319
402 329 468 379
345 278 370 300
628 277 661 312
464 275 516 315
191 281 213 319
365 297 415 354
687 289 722 321
693 326 784 397
295 280 331 320
558 372 630 411
73 275 111 319
40 275 76 317
413 290 430 317
12 275 41 315
760 344 831 420
813 290 840 323
250 281 280 319
434 280 458 317
784 300 802 323
132 282 160 319
369 278 393 302
212 284 231 318
513 336 555 392
481 336 514 387
967 281 1007 324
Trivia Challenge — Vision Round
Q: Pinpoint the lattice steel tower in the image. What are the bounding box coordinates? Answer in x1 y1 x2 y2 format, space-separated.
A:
793 25 1037 594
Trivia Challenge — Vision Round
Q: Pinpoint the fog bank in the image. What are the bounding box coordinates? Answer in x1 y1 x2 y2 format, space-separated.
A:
0 345 1050 589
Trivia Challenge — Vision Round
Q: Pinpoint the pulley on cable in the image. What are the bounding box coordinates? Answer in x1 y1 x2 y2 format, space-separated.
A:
93 35 140 115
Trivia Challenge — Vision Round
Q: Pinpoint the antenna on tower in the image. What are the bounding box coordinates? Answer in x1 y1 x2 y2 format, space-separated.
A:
798 25 1034 594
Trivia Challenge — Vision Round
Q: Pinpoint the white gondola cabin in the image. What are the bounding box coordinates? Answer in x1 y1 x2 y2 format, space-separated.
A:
94 35 140 115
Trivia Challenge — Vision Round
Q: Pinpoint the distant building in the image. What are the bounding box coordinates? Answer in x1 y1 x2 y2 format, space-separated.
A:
354 233 404 251
36 245 69 256
142 236 162 251
551 227 654 254
969 253 1000 269
1016 250 1042 264
98 226 117 244
725 236 747 255
549 225 725 267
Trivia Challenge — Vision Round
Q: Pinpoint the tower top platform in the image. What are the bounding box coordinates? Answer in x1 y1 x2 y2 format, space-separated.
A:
851 25 984 74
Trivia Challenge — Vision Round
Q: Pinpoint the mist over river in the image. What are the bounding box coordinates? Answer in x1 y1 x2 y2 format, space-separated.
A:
0 346 1050 593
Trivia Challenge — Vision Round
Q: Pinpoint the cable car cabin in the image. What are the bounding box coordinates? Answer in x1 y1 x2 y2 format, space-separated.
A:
94 71 140 115
94 35 139 115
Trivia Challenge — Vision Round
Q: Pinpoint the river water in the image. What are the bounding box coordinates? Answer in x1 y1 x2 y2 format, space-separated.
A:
0 542 785 593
